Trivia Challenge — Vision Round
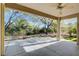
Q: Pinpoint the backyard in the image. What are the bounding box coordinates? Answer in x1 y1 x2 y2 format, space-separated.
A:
5 8 77 41
4 8 77 55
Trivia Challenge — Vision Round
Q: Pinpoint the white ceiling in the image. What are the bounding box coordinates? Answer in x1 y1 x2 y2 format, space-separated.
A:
19 3 79 17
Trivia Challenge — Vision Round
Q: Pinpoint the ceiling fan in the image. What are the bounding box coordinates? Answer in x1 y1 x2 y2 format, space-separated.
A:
57 3 66 9
57 3 73 10
57 3 73 15
57 3 66 15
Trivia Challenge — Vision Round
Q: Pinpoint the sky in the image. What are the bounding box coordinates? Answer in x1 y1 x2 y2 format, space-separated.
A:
62 18 77 25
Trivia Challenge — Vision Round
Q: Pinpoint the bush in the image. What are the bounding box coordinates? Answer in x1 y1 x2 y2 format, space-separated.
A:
72 38 77 41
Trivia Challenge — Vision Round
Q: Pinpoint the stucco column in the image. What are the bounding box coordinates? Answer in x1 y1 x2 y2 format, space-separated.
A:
0 3 5 56
57 18 61 41
77 14 79 45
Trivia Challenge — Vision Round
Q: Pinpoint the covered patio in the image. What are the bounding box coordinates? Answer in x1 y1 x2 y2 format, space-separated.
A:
4 37 79 56
0 3 79 56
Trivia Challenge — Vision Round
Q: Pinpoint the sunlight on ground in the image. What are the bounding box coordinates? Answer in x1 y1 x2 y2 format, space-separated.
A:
23 41 61 52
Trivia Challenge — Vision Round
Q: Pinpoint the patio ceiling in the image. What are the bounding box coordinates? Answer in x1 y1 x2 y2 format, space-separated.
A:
5 3 79 19
19 3 79 18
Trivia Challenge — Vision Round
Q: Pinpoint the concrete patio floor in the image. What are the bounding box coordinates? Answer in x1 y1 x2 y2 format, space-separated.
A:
4 37 79 56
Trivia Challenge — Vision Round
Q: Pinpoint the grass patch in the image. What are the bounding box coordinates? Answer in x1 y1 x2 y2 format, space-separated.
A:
64 36 77 42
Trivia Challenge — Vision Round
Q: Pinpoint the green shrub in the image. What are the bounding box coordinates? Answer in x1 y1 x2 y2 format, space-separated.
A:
72 38 77 42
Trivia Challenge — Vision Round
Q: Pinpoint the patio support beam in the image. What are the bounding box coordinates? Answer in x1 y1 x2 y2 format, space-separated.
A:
0 3 5 56
57 17 61 41
77 14 79 45
62 13 79 19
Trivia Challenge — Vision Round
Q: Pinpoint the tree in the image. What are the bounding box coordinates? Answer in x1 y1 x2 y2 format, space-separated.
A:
68 23 77 37
14 19 28 36
72 24 77 34
39 17 53 34
50 20 57 33
5 8 29 36
5 10 19 31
